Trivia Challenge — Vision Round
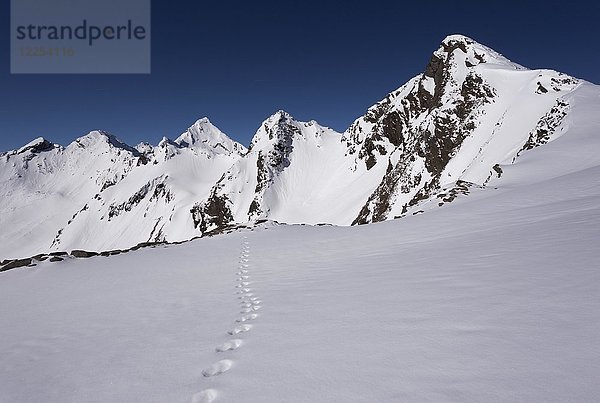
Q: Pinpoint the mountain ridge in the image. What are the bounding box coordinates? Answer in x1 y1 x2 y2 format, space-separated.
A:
1 34 597 261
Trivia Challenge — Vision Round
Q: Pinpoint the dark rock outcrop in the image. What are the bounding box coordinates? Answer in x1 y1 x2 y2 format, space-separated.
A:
0 258 33 271
352 38 497 224
70 250 98 258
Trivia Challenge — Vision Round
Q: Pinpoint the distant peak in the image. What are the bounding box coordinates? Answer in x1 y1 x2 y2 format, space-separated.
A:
158 136 177 148
74 130 139 155
174 117 247 156
193 117 211 125
135 142 154 155
175 118 220 148
78 130 116 143
273 109 294 118
250 110 304 150
17 137 55 154
262 110 298 128
274 109 292 117
263 110 296 127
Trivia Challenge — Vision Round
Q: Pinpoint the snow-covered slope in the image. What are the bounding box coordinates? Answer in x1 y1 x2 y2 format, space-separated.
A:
0 120 246 259
1 34 597 260
1 98 599 400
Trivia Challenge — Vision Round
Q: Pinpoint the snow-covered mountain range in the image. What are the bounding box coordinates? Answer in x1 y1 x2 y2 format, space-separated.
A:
1 34 600 401
1 34 597 260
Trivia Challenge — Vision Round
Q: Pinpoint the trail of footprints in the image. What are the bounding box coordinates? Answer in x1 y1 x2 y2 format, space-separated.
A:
192 236 261 403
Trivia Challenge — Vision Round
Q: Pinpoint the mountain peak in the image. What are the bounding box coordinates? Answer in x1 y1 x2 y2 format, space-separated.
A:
440 34 477 53
274 109 293 118
73 131 139 155
432 34 524 70
250 110 301 150
264 110 295 125
158 136 177 148
17 137 55 154
174 118 247 156
441 34 474 46
195 117 211 124
442 34 475 43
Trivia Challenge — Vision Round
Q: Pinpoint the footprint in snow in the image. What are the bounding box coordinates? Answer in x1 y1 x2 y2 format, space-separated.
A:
191 389 218 403
216 339 242 352
202 360 233 377
241 306 261 313
228 324 252 335
236 313 258 322
236 289 251 295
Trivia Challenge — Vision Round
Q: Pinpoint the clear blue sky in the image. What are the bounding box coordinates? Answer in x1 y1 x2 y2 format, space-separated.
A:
1 0 598 152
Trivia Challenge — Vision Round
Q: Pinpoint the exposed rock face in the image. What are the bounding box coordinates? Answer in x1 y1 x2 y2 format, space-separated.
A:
348 35 581 224
191 178 234 233
0 258 33 271
247 111 296 219
70 250 98 258
351 36 498 224
516 99 570 157
107 176 173 221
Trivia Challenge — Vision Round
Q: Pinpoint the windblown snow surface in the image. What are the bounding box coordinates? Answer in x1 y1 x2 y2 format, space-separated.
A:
1 85 600 402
